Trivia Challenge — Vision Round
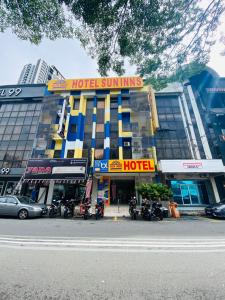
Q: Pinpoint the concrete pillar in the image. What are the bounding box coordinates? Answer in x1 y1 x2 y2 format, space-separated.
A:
37 187 47 203
210 177 220 203
46 180 54 205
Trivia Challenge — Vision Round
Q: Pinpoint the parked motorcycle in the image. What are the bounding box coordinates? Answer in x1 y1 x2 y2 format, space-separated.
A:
129 197 138 220
63 199 75 218
49 199 61 218
80 201 91 220
95 201 104 220
151 202 163 221
141 199 152 221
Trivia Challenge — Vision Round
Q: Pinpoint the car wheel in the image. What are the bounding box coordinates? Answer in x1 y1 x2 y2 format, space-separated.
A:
18 209 28 220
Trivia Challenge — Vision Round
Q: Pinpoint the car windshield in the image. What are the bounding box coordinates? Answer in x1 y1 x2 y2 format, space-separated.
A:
17 196 35 204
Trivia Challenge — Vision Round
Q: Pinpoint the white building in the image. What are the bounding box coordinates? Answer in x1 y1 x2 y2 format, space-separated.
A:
18 59 64 84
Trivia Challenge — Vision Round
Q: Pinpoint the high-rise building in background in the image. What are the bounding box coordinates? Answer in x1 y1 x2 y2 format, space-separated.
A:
18 59 64 84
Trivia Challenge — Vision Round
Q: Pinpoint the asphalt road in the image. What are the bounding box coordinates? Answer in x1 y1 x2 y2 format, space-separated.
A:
1 216 225 300
0 215 225 237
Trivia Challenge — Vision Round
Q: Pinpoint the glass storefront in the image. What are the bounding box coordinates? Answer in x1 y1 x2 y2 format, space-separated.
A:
170 180 210 205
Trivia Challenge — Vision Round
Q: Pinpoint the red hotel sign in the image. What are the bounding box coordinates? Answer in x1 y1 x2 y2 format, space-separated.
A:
109 159 155 173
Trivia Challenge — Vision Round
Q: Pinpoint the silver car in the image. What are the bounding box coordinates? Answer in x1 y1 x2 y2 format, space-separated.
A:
0 195 48 220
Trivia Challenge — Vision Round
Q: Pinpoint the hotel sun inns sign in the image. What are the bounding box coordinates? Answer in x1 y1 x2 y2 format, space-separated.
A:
48 77 143 91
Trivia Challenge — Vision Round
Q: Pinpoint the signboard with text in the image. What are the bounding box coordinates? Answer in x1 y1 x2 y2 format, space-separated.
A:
48 77 143 91
160 160 224 173
0 85 46 99
24 158 88 180
94 159 155 173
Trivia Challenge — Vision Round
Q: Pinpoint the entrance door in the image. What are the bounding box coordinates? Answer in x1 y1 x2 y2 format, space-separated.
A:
110 180 135 205
171 180 206 205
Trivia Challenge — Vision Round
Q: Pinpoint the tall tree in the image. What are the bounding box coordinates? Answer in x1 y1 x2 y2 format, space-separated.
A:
0 0 224 81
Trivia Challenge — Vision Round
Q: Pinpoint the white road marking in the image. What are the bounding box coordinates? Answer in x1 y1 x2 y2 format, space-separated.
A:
0 235 225 253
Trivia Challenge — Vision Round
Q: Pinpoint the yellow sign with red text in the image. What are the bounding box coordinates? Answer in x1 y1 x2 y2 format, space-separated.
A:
108 159 155 173
48 77 143 91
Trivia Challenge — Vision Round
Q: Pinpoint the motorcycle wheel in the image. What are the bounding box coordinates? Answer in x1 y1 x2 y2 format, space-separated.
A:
49 210 55 218
84 213 88 220
133 213 137 220
158 212 163 221
148 214 152 221
64 211 68 218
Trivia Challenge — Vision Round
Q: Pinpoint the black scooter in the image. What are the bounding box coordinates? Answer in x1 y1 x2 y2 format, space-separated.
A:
49 199 61 218
129 200 138 220
151 202 163 221
63 199 75 218
141 201 152 221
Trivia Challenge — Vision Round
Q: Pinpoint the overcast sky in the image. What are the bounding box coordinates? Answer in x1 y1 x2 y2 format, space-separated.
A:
0 27 224 86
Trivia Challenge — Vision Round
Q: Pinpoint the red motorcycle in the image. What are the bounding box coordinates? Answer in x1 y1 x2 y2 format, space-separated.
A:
79 200 91 220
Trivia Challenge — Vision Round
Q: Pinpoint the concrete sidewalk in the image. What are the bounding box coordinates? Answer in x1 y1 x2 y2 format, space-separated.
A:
104 205 130 217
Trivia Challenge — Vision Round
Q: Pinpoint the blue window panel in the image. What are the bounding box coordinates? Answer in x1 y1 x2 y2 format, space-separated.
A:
50 140 55 150
78 114 85 141
118 137 123 147
67 107 71 114
118 113 122 121
58 99 64 105
96 90 110 95
60 140 66 158
92 114 97 122
122 112 130 123
121 89 130 94
104 122 110 138
93 96 97 107
70 91 81 96
67 115 77 141
117 94 122 105
91 139 96 148
104 148 110 159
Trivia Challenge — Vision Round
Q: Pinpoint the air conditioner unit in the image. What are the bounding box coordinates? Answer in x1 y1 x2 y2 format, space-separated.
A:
124 142 130 147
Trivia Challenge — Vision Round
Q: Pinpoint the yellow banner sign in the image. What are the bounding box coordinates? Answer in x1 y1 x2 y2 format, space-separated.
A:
48 77 143 91
109 159 155 173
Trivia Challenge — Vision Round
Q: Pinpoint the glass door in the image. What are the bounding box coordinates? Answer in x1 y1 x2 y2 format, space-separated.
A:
189 184 200 204
180 185 191 205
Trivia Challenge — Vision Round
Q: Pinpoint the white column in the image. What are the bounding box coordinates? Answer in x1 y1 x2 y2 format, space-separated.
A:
37 187 47 203
181 93 201 159
210 177 220 203
178 96 195 159
46 180 54 205
187 85 212 159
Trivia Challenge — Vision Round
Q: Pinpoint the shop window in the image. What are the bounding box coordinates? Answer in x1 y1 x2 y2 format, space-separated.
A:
73 99 80 110
21 126 30 134
96 124 104 132
94 149 104 159
87 100 93 109
0 151 5 160
26 111 34 117
123 149 132 159
67 150 74 158
97 109 104 123
70 124 77 133
95 139 104 148
97 100 105 109
1 118 8 125
110 148 119 159
53 150 61 158
0 127 5 134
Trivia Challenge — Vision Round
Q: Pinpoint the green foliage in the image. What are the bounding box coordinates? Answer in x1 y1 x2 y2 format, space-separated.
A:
145 60 207 90
1 0 224 81
137 183 172 201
